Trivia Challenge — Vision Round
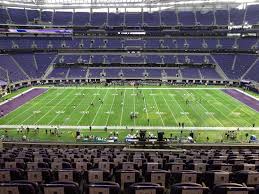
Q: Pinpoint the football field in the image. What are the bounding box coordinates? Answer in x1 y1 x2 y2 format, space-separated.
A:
0 87 258 129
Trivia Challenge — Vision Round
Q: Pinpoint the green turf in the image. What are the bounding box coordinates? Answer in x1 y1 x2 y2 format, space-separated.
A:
0 87 258 128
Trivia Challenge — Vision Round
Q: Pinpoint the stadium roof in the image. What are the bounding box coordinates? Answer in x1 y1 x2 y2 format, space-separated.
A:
0 0 258 9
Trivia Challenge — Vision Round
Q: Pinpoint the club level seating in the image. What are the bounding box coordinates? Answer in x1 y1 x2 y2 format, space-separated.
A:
57 67 220 80
0 52 258 82
0 37 256 50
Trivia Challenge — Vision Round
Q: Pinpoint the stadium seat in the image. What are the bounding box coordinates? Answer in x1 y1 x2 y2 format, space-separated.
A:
129 182 165 194
165 162 184 172
232 170 259 186
115 169 141 190
203 170 230 188
0 168 24 182
171 183 209 194
171 170 200 185
212 183 255 194
53 170 82 184
85 181 120 194
41 182 80 194
26 169 53 183
0 182 36 194
86 169 112 183
144 170 170 187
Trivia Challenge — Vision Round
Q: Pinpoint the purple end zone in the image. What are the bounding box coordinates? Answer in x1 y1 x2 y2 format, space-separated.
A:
222 89 259 112
0 88 48 116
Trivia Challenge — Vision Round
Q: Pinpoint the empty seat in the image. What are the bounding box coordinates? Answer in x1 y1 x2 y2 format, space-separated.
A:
232 170 259 186
145 170 170 187
26 169 53 183
187 163 207 173
85 181 120 194
142 162 162 175
129 182 164 194
27 162 49 170
118 162 138 170
203 170 230 188
232 163 256 172
0 168 24 182
51 162 71 170
42 182 80 194
165 162 184 172
115 169 141 190
171 170 200 185
171 183 209 194
0 183 36 194
86 169 112 183
213 183 254 194
53 170 82 183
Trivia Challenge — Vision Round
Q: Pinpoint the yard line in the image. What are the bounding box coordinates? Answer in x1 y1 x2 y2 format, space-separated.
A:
91 89 109 126
48 89 84 125
76 89 101 126
62 89 91 125
178 89 212 127
165 89 194 126
211 90 253 126
197 90 242 127
5 89 52 124
192 90 238 127
33 89 75 125
143 91 150 126
185 89 224 127
150 89 165 126
119 89 126 126
133 88 136 126
105 88 117 126
18 89 64 125
159 90 178 126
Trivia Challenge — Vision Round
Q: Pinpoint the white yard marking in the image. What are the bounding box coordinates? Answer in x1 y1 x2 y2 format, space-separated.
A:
91 89 109 126
105 89 117 126
159 90 178 125
5 89 50 124
133 89 136 126
204 91 244 127
16 89 62 125
187 90 224 127
142 92 150 126
166 90 194 126
150 90 165 126
76 89 101 126
119 89 126 126
211 90 252 126
60 90 90 126
48 90 84 125
80 111 89 114
35 90 75 125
